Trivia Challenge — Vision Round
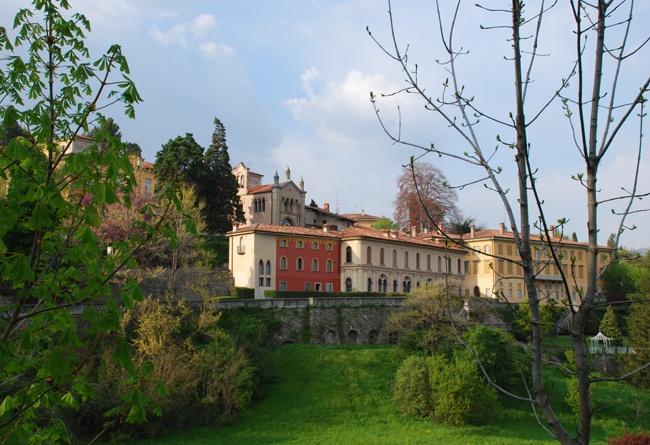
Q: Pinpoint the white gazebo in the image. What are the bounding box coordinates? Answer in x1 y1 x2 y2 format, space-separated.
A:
589 331 612 354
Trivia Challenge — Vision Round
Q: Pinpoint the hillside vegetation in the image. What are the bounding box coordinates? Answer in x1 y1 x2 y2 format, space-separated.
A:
132 345 650 445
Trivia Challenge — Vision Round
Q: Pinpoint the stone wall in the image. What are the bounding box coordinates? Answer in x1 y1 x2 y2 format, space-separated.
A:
133 267 233 302
214 297 404 345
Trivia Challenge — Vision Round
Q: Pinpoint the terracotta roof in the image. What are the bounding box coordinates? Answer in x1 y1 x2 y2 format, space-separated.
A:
340 212 380 220
227 224 341 238
305 205 355 221
247 184 273 194
141 161 154 169
340 226 466 253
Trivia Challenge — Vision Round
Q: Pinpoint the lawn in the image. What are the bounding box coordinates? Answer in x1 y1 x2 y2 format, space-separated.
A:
132 344 650 445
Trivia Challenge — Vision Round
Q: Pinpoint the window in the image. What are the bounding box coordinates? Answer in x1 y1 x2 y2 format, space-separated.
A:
447 257 451 273
378 274 387 292
144 178 152 197
296 257 304 271
367 278 372 292
259 277 264 286
517 289 523 299
326 243 333 251
392 250 397 267
507 244 513 255
392 280 398 292
326 283 334 292
296 240 304 248
404 252 409 269
497 244 504 255
312 241 319 249
403 276 411 293
305 282 312 291
366 246 372 264
266 260 271 275
416 253 420 270
311 258 319 272
457 259 461 274
345 277 353 292
280 256 288 270
427 254 431 271
380 248 385 265
315 283 322 291
464 261 470 274
265 277 271 287
279 239 288 247
437 256 442 272
483 245 491 254
279 281 287 291
345 246 352 263
258 260 264 275
326 259 333 272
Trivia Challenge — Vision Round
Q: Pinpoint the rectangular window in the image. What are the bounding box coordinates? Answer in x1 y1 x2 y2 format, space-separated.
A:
464 261 470 275
304 282 312 291
279 281 287 291
326 283 334 292
265 277 271 287
259 277 264 286
507 244 513 256
517 289 523 298
497 244 503 255
315 283 322 291
497 259 504 274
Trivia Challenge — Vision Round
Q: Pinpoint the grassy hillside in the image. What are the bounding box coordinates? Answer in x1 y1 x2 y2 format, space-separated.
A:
133 345 649 445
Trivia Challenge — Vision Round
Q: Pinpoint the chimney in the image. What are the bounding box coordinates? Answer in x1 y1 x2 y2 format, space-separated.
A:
499 222 506 234
323 224 329 233
470 224 475 238
550 225 558 238
438 222 446 233
411 226 417 237
323 202 330 212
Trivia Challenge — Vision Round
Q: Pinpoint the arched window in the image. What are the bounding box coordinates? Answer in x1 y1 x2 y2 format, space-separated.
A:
345 246 352 263
392 250 397 267
404 252 409 269
416 253 420 270
380 248 385 265
427 254 431 271
403 276 411 293
437 256 442 272
367 278 372 292
345 277 353 292
296 257 303 271
311 258 319 272
280 256 288 270
367 246 372 264
254 199 258 212
392 279 398 292
258 260 264 275
326 259 333 272
266 260 271 275
378 274 387 292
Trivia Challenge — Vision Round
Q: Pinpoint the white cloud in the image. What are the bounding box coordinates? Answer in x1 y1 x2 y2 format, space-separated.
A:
149 13 218 47
198 42 235 59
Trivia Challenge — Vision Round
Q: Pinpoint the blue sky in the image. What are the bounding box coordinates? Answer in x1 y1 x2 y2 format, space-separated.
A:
1 0 648 247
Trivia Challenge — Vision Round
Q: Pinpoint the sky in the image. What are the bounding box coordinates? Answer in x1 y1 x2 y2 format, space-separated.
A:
1 0 648 247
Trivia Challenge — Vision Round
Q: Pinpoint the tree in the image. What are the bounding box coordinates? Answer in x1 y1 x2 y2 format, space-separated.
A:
154 133 206 187
201 117 244 234
394 161 458 232
371 216 398 230
369 1 649 443
599 306 622 341
626 301 650 388
447 216 483 235
0 1 171 442
87 117 142 157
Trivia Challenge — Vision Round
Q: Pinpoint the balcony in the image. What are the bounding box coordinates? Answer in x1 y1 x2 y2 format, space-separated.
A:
237 246 246 255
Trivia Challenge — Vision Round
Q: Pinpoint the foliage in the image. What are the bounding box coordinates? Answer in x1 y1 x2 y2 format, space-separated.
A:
393 161 459 231
86 117 141 157
388 285 464 355
203 233 229 267
599 305 622 340
90 298 254 438
392 355 432 417
0 1 170 442
626 301 650 388
447 216 483 234
232 287 255 299
429 352 499 425
608 432 650 445
541 299 567 336
371 217 398 230
464 325 529 391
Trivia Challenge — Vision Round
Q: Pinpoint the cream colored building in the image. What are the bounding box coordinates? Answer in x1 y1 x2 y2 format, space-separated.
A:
339 226 465 294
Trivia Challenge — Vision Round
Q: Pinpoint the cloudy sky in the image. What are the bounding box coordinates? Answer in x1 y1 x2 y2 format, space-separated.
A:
1 0 648 247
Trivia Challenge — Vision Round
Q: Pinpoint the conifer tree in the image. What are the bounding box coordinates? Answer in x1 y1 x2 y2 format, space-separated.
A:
627 302 650 388
599 305 622 340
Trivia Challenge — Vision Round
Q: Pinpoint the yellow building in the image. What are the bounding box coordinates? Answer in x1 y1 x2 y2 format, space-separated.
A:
425 223 612 305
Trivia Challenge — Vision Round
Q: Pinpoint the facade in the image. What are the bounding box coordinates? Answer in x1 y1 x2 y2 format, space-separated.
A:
304 201 354 230
339 212 382 228
227 224 466 299
422 223 612 304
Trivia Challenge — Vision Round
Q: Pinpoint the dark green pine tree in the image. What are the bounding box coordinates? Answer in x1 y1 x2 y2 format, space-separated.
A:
201 117 244 234
154 133 206 187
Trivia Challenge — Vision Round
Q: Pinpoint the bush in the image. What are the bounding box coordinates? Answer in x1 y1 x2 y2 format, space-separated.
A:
626 301 650 388
232 286 255 299
464 325 528 391
393 355 432 417
608 432 650 445
264 290 403 298
429 352 499 425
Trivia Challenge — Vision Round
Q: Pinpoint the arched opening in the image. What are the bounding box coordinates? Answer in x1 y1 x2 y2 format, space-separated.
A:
345 277 353 292
296 257 303 270
265 260 271 275
281 217 295 226
345 246 352 263
416 253 420 269
366 246 372 264
325 329 338 344
368 330 378 344
473 286 481 298
403 276 411 293
347 330 359 344
326 259 333 272
392 279 398 293
380 248 385 265
367 277 372 292
280 256 287 270
392 250 397 267
258 260 264 275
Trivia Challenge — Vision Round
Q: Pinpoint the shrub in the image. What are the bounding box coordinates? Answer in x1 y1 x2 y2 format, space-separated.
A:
464 325 528 391
600 305 623 340
608 432 650 445
393 355 432 417
233 286 255 299
429 352 499 425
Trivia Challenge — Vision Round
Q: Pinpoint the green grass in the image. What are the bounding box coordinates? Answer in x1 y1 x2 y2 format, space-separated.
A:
132 345 650 445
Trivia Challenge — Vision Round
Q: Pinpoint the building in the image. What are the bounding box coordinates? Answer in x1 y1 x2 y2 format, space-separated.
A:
421 223 612 305
339 212 382 228
228 224 341 298
227 223 466 299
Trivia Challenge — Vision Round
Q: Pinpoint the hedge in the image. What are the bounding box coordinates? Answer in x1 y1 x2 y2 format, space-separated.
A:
232 287 255 299
263 290 404 298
